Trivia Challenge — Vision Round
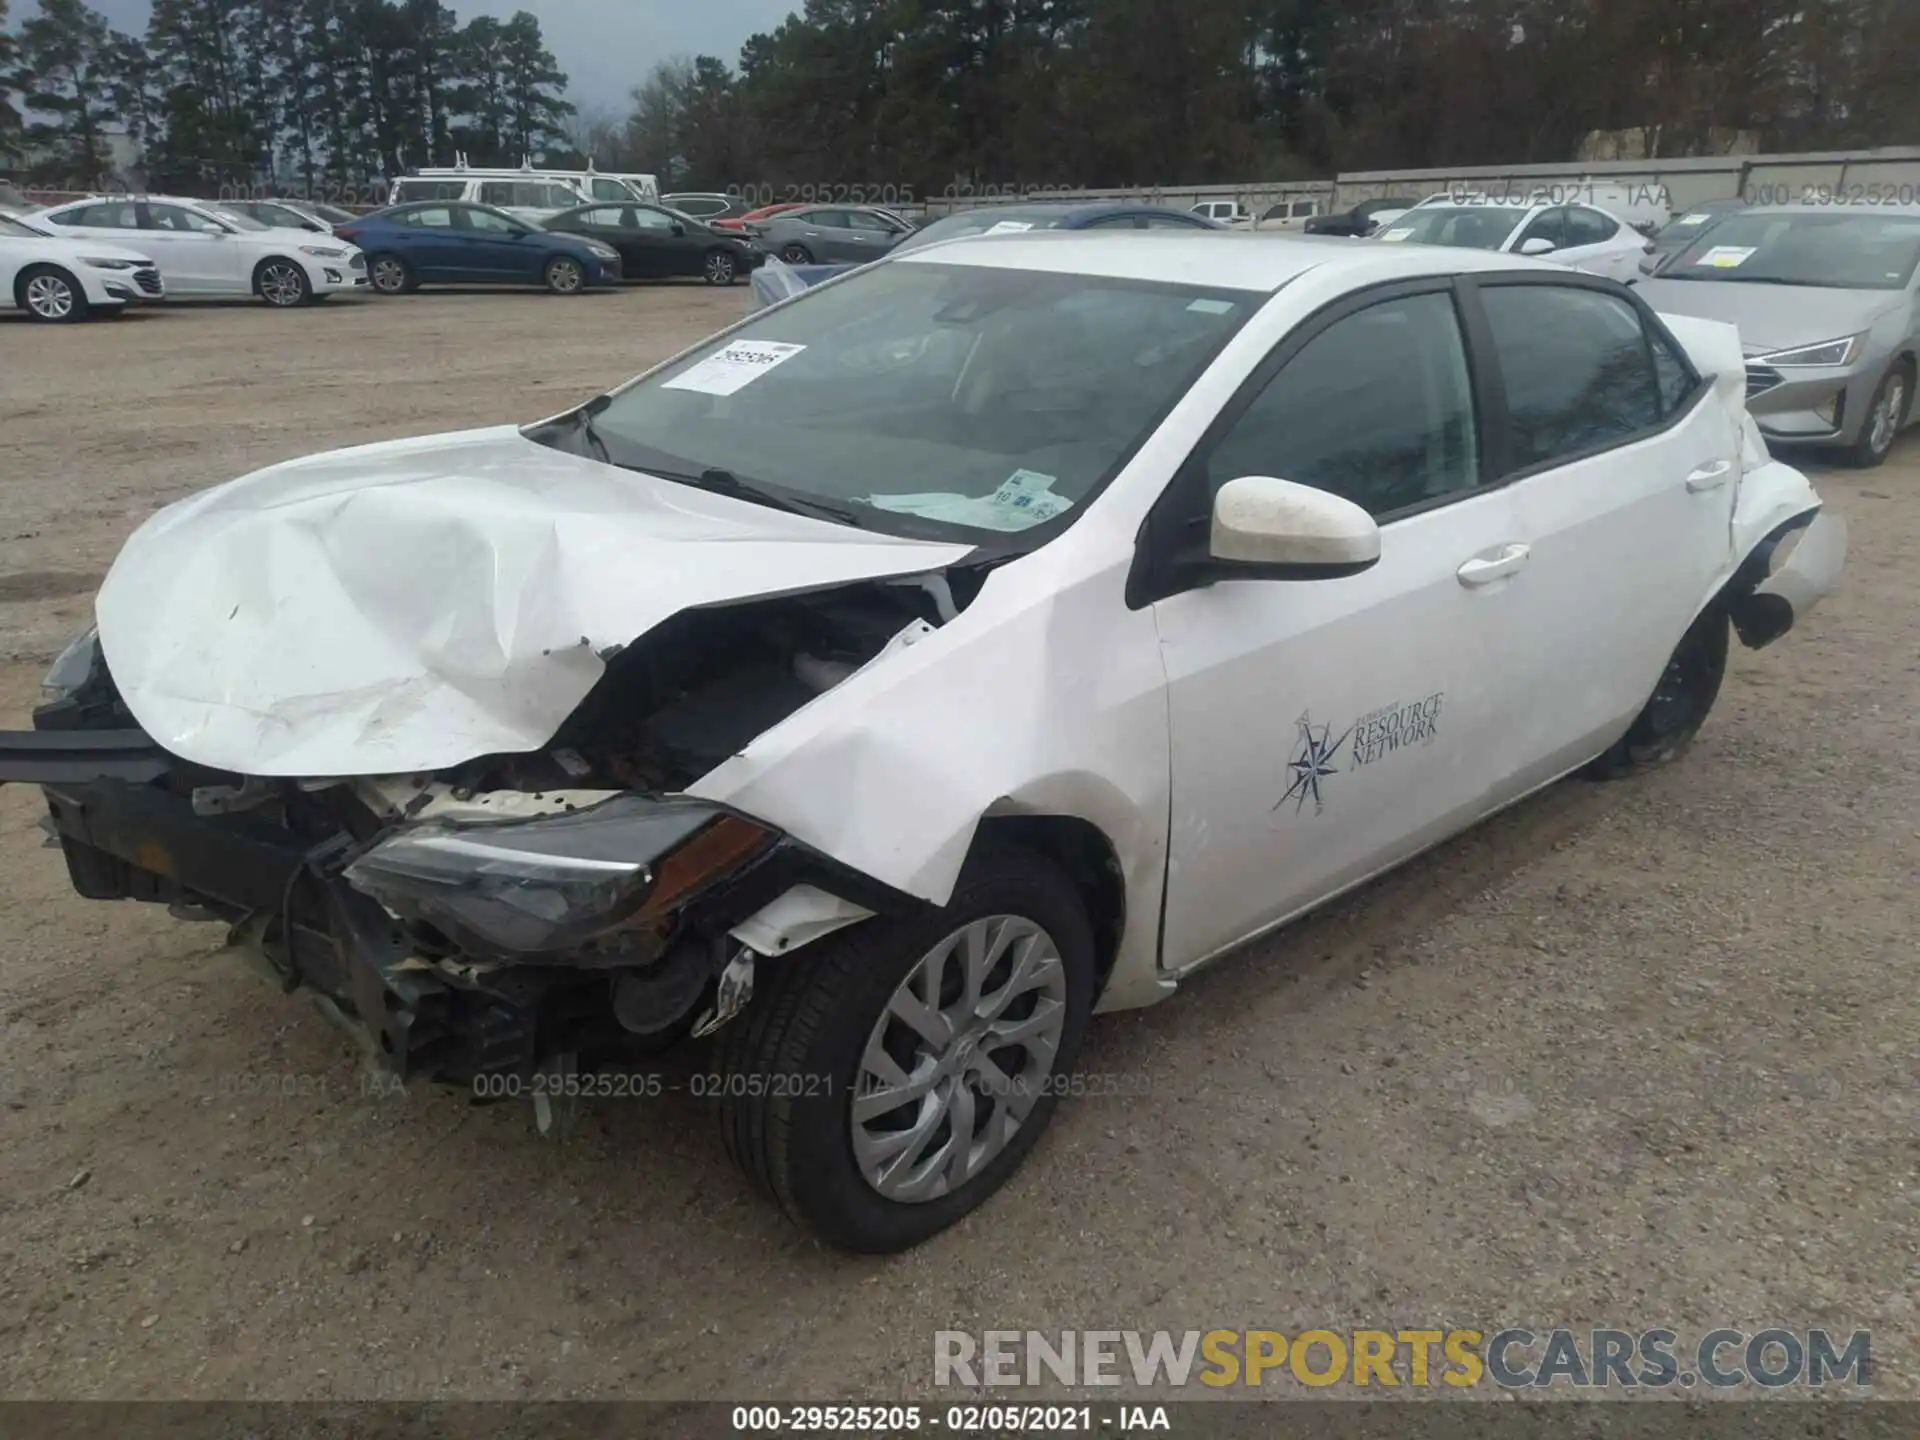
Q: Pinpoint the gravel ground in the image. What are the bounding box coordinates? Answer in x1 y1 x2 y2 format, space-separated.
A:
0 288 1914 1403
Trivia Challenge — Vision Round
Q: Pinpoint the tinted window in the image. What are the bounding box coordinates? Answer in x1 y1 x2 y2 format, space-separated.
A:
395 179 467 203
1207 292 1480 520
590 178 630 202
1141 213 1206 229
1516 207 1567 248
1567 207 1619 245
1082 215 1141 230
402 207 454 229
579 207 627 227
630 207 677 232
61 203 139 228
532 183 580 209
1482 285 1662 469
673 196 729 217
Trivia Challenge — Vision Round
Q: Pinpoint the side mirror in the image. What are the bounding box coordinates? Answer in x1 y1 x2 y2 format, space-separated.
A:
1519 237 1557 256
671 221 686 236
1209 476 1380 577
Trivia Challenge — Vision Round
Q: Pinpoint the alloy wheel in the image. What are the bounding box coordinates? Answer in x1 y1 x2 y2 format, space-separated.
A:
372 258 407 294
260 262 307 306
25 272 75 320
706 252 737 284
548 259 583 294
851 915 1068 1204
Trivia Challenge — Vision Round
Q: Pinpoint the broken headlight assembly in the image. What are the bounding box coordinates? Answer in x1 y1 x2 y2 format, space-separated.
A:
42 624 102 703
343 796 774 957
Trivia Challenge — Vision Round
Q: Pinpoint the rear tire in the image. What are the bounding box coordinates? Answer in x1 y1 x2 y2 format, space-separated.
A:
17 265 88 323
703 249 739 286
545 256 585 295
778 243 814 265
369 254 413 295
1847 363 1910 469
1588 606 1729 779
717 843 1096 1253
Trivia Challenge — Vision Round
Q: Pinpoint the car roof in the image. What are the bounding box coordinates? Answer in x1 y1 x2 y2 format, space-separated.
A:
891 229 1566 292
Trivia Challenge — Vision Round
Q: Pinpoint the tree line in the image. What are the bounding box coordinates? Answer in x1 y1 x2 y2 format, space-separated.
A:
4 0 1920 201
0 0 572 197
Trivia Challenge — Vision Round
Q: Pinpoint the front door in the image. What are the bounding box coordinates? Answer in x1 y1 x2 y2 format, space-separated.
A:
1467 276 1739 785
1152 285 1532 971
138 203 247 294
621 206 687 277
456 205 537 281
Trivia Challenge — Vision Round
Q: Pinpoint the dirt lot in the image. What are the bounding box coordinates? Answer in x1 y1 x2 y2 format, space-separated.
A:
0 288 1915 1403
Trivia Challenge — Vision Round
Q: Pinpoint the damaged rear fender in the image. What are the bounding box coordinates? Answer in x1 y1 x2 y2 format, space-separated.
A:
1718 450 1847 649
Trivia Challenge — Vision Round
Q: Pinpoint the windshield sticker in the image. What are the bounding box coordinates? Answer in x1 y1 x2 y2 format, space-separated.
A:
984 220 1035 235
1377 227 1414 242
1676 212 1712 226
866 471 1070 532
1187 298 1236 315
1696 245 1757 269
662 340 806 397
1276 692 1446 817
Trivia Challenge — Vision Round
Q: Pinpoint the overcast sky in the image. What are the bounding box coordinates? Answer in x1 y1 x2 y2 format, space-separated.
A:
86 0 802 112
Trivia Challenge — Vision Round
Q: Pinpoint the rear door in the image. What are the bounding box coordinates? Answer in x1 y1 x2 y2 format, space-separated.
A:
394 205 463 278
1560 206 1638 281
1463 275 1739 787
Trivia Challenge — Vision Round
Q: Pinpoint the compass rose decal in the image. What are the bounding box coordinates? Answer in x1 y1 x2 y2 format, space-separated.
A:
1276 711 1352 816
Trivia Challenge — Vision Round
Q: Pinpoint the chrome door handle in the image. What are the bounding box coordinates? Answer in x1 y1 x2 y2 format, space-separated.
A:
1686 459 1734 492
1457 543 1531 588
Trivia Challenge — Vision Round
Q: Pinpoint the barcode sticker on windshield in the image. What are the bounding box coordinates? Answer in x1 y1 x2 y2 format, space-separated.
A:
1676 212 1712 226
1697 245 1756 269
1377 227 1414 242
1188 298 1236 315
662 340 806 396
985 220 1035 235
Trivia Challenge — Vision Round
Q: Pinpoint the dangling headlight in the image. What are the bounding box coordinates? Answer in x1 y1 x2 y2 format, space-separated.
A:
42 625 102 703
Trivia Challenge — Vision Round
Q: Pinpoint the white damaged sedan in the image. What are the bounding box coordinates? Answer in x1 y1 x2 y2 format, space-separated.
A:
2 233 1844 1251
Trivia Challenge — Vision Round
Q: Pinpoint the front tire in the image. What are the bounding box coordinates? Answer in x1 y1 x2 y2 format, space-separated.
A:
256 258 311 308
703 249 739 286
1588 605 1729 779
1848 364 1910 469
18 265 88 323
718 843 1095 1253
545 256 585 295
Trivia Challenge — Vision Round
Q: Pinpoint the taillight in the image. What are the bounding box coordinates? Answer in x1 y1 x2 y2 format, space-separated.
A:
335 227 362 242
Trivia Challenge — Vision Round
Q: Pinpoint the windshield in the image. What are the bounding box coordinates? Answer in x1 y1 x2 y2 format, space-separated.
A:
1378 205 1527 250
1665 211 1920 289
541 260 1257 540
893 207 1077 255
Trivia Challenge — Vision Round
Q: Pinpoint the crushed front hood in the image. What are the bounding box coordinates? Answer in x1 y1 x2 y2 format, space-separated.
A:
97 426 972 777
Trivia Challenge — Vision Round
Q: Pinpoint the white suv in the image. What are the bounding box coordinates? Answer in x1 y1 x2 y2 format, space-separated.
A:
34 196 365 306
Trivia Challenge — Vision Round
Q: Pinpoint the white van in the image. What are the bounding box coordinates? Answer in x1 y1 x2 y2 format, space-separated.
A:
387 164 660 219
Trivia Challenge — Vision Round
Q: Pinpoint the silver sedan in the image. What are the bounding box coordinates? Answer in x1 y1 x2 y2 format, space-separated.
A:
1635 205 1920 467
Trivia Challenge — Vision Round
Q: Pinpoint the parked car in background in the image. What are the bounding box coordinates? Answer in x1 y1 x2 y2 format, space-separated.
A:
714 202 806 234
1 211 163 321
749 205 916 265
662 193 753 225
1640 197 1748 274
1441 181 1670 235
544 202 764 285
35 195 363 306
1255 197 1326 231
1191 199 1253 227
748 202 1224 307
1374 196 1653 282
1635 205 1920 467
1305 196 1418 237
338 202 622 295
219 199 342 234
0 235 1841 1252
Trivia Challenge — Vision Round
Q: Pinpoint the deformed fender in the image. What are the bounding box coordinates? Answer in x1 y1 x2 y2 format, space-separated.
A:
1723 444 1847 648
686 553 1174 1012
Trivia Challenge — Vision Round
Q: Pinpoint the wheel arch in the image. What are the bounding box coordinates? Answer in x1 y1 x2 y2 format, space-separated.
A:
14 260 80 308
251 254 305 293
969 812 1127 999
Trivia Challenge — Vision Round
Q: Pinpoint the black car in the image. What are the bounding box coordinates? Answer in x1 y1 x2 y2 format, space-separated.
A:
1304 196 1418 237
544 202 764 285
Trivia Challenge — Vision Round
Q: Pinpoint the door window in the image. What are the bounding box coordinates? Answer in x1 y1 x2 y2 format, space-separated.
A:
1566 207 1620 245
1141 213 1206 229
1515 207 1568 249
579 208 628 228
1479 284 1664 469
802 210 850 229
56 202 139 228
1083 215 1143 230
1205 291 1480 520
478 181 519 207
145 204 229 233
401 207 454 229
590 178 630 202
629 207 678 232
460 207 521 234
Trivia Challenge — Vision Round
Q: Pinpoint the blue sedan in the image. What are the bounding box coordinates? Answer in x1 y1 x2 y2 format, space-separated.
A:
750 202 1224 308
337 202 624 295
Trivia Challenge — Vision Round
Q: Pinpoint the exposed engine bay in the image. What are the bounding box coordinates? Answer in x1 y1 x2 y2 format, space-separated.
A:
23 576 971 1096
